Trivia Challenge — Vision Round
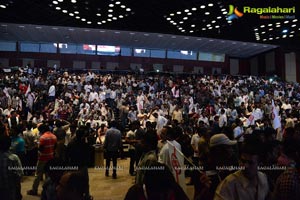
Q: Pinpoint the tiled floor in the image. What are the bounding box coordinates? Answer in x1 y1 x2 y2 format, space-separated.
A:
21 159 194 200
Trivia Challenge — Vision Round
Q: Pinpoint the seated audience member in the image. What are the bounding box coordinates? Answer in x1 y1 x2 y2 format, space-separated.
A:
0 134 23 200
214 135 269 200
273 138 300 200
125 162 189 200
56 171 92 200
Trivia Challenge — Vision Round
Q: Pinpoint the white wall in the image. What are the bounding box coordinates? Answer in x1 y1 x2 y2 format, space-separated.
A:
265 51 275 73
285 52 296 82
153 64 163 72
0 58 9 68
91 62 101 69
47 60 60 68
173 65 184 73
230 58 239 75
73 61 86 69
22 58 34 68
193 67 204 74
250 57 258 76
106 62 119 70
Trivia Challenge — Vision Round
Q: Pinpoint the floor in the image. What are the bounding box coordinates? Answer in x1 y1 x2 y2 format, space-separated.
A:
21 159 194 200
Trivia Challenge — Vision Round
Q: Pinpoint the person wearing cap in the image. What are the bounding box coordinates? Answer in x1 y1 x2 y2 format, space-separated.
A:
214 135 269 200
193 133 238 200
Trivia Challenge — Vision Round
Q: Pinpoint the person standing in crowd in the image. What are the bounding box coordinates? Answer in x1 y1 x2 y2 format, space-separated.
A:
103 120 122 179
214 136 269 200
273 138 300 200
125 123 137 176
0 134 23 200
48 82 56 102
28 123 57 196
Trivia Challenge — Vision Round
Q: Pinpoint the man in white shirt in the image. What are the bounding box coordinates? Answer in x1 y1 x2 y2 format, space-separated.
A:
48 83 55 102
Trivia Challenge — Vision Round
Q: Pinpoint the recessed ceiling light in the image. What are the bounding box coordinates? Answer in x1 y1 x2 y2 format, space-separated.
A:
69 13 74 16
263 39 267 41
0 4 6 8
108 14 113 17
192 7 197 11
75 16 80 19
187 12 192 15
290 31 295 33
177 11 181 14
115 1 121 4
206 24 211 27
109 4 114 7
170 13 174 16
58 0 63 2
269 28 273 31
166 18 171 20
217 16 222 19
200 5 205 9
107 19 112 21
221 8 226 12
87 21 92 24
170 20 174 23
102 20 106 23
208 27 213 29
269 37 273 40
222 11 227 15
55 7 61 10
173 22 177 25
184 9 189 12
268 24 272 26
179 21 183 24
181 30 185 32
262 31 266 34
289 34 294 37
113 17 117 20
282 35 287 38
97 22 101 25
212 20 216 23
208 3 213 7
254 28 258 31
276 22 280 24
205 12 210 15
108 9 113 12
62 10 67 13
282 29 288 33
260 25 265 28
292 19 298 22
74 11 79 14
119 15 123 18
121 5 126 8
215 25 220 28
126 8 131 12
276 24 281 27
284 20 289 24
81 18 86 21
228 20 232 23
178 27 182 30
96 13 101 16
183 17 188 20
202 28 206 30
191 24 195 27
190 30 194 33
276 37 279 39
53 1 58 4
291 24 296 27
71 0 76 3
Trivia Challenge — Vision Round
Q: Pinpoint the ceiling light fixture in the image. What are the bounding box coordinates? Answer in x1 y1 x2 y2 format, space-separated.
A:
107 19 112 21
292 19 298 22
200 5 205 9
102 20 106 23
75 16 80 19
205 12 210 15
81 18 86 21
71 0 76 3
74 11 79 14
217 16 222 19
212 20 216 23
108 14 113 17
96 13 101 16
183 17 188 20
291 24 296 27
208 3 213 7
69 13 74 16
119 15 124 18
170 13 174 16
121 5 126 8
55 7 61 10
112 17 117 20
126 8 131 11
0 4 6 8
62 10 67 13
284 20 289 24
260 25 265 28
191 24 195 27
87 21 92 24
268 24 272 26
222 11 227 15
109 4 114 7
192 7 197 11
53 1 58 4
166 17 171 20
108 9 113 12
115 1 121 4
187 12 192 15
282 35 287 38
184 9 189 12
177 11 181 14
215 25 220 28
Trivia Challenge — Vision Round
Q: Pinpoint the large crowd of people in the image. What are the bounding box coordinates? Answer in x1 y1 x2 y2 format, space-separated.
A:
0 67 300 200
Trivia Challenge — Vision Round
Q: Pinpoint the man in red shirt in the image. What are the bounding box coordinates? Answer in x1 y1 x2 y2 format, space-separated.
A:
27 123 57 196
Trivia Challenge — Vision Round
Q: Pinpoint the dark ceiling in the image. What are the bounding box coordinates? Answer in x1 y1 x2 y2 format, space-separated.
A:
0 0 299 50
